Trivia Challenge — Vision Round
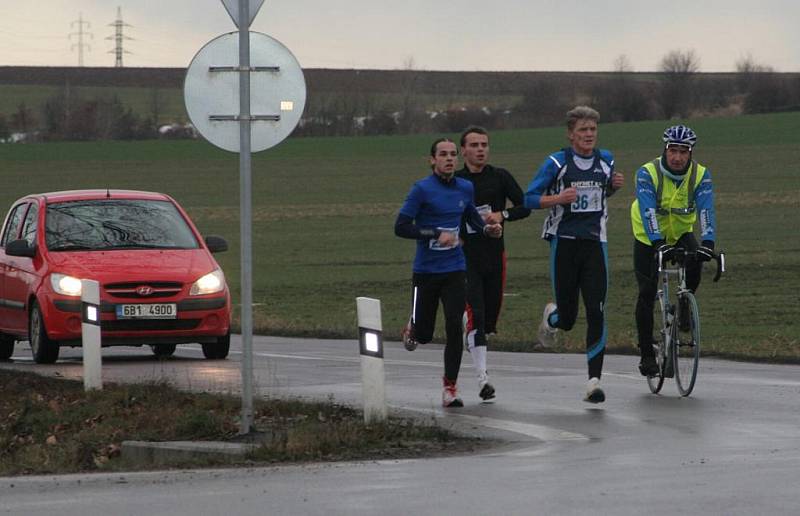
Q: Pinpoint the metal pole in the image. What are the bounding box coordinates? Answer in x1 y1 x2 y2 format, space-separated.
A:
238 0 254 435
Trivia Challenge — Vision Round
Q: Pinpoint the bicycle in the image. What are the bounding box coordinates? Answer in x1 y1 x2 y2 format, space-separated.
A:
646 246 725 396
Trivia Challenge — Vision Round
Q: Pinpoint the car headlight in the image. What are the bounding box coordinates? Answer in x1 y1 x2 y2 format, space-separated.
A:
190 268 225 296
51 273 83 296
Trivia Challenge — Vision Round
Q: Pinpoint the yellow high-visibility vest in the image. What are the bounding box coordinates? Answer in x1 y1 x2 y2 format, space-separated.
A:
631 159 706 245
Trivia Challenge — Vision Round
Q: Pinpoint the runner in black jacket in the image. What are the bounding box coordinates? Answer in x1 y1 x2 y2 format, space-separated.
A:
456 126 531 402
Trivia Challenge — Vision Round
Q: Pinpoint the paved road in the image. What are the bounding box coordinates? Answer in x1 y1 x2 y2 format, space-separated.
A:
2 336 799 515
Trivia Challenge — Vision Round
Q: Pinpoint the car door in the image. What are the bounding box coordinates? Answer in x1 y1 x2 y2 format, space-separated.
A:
5 202 40 333
0 202 29 334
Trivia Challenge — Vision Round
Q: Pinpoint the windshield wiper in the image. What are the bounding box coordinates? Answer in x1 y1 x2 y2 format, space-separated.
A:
49 244 96 251
103 243 184 250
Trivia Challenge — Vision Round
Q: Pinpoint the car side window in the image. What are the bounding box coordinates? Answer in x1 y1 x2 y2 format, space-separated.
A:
20 203 39 246
1 203 28 248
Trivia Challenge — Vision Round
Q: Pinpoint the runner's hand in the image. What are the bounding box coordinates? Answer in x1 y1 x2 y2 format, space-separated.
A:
483 223 503 239
437 231 458 248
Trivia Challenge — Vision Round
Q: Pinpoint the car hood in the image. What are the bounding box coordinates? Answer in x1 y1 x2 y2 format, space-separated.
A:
45 249 219 284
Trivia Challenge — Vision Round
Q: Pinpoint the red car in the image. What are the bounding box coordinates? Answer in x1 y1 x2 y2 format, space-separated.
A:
0 190 232 363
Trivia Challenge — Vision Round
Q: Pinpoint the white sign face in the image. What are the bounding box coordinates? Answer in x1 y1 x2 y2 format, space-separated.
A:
221 0 265 28
184 31 307 153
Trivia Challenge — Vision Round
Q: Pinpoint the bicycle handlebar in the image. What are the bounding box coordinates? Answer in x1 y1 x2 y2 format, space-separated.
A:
658 247 725 282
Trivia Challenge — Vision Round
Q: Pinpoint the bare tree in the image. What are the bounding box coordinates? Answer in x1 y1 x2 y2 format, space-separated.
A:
658 49 700 118
603 54 651 122
613 54 633 73
735 53 775 93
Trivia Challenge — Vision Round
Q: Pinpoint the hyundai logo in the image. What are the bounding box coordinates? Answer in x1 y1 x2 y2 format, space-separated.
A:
136 285 154 296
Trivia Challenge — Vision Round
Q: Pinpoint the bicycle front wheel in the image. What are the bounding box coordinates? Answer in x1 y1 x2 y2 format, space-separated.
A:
673 292 700 396
647 299 668 394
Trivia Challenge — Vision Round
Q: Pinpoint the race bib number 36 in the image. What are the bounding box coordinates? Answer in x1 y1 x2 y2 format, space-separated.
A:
571 186 603 213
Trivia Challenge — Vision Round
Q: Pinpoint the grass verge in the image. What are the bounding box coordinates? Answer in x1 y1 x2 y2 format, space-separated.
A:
0 369 482 476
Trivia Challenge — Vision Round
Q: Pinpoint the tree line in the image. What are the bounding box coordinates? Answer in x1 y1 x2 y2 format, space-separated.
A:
1 51 798 142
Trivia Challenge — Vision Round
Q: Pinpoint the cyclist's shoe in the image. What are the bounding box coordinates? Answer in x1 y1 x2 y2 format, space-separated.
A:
584 377 605 404
401 318 417 351
478 373 496 403
639 355 660 377
678 297 691 332
537 302 558 348
442 377 464 408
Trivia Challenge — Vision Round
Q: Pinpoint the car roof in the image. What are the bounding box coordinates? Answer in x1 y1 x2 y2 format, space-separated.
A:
19 190 174 205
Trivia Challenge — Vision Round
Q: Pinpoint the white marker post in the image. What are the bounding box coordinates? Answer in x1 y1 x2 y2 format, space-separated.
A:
81 279 102 391
356 297 387 424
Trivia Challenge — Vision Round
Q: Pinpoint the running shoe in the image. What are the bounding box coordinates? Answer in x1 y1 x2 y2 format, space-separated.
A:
401 317 417 351
537 302 558 348
584 377 605 404
478 373 496 403
442 377 464 408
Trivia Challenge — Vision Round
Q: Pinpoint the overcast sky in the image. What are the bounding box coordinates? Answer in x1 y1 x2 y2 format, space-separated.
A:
2 0 799 72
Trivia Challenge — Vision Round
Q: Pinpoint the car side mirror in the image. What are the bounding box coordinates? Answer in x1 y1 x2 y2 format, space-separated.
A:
204 235 228 254
6 239 36 258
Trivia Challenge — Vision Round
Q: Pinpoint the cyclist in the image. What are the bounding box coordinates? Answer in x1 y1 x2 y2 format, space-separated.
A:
524 106 624 403
631 125 717 377
395 138 503 407
456 126 531 403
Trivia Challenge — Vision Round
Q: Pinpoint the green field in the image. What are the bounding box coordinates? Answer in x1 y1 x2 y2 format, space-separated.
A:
1 112 798 361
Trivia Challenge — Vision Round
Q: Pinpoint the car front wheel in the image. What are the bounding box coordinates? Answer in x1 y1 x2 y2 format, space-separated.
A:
202 332 230 359
30 301 59 364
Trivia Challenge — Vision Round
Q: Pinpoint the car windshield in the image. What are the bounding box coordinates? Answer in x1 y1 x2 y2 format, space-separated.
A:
45 199 199 251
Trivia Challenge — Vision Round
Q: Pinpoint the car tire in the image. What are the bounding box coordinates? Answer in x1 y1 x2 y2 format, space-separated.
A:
0 334 14 360
151 344 177 357
29 301 59 364
202 332 230 360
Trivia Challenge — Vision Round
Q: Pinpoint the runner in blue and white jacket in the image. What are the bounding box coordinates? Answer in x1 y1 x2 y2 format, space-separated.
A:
524 106 625 404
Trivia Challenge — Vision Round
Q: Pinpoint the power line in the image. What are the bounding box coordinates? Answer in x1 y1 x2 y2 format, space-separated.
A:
106 6 133 67
69 12 93 67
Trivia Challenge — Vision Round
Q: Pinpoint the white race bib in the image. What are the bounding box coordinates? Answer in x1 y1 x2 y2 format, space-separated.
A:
466 204 491 234
429 226 460 250
570 186 603 213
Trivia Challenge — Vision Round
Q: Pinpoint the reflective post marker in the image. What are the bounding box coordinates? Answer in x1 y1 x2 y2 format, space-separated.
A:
238 0 255 435
81 279 102 391
356 297 387 424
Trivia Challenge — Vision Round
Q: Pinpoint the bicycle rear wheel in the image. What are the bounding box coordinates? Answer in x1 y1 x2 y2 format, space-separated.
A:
673 292 700 396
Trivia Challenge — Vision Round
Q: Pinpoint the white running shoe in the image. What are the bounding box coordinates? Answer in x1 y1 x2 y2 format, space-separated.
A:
584 377 605 404
478 373 496 403
401 317 417 351
442 377 464 408
537 302 558 348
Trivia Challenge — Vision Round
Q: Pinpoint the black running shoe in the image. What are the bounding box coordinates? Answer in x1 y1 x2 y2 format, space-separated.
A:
479 379 496 403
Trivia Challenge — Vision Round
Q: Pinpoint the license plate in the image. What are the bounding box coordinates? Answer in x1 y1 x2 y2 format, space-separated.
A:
116 303 177 319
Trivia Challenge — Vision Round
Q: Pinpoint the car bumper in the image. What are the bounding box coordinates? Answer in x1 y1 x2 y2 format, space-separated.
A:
45 296 231 344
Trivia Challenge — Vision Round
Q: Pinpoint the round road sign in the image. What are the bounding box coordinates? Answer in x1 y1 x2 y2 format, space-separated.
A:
184 31 306 153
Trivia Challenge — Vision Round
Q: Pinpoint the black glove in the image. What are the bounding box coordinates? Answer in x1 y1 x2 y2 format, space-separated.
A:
652 239 674 261
696 240 715 262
